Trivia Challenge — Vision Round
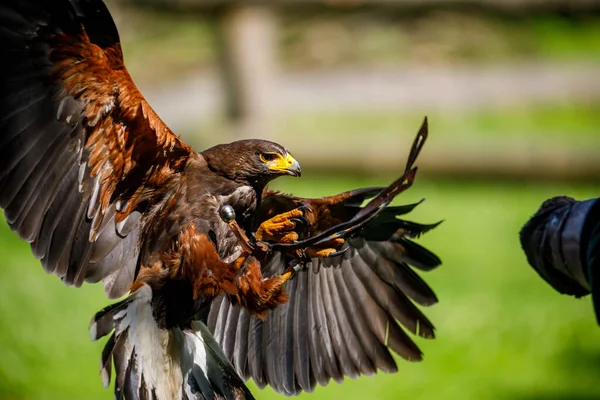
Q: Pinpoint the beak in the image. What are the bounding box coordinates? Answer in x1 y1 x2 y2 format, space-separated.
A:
286 157 302 177
268 153 302 177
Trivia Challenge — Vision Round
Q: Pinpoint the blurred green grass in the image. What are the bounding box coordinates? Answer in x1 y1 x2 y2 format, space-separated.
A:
1 177 600 400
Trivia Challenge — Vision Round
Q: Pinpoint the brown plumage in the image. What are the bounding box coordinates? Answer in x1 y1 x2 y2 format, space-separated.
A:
0 1 443 399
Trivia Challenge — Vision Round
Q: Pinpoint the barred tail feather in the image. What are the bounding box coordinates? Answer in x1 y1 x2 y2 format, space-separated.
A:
90 285 254 400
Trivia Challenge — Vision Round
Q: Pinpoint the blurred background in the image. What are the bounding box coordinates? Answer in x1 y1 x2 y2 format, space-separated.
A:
1 0 600 399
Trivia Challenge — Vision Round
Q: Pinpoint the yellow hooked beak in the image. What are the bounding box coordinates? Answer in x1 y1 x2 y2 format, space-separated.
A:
266 153 302 177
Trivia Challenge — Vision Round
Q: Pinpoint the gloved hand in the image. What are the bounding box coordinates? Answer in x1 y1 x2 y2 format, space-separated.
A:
519 196 600 323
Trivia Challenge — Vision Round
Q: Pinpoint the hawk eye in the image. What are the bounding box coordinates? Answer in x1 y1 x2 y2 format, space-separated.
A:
260 153 278 162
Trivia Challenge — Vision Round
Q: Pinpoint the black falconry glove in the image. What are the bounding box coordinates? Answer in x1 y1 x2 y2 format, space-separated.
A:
520 196 600 324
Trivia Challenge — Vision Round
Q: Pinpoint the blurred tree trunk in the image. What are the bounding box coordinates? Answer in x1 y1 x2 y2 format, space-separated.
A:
216 4 278 139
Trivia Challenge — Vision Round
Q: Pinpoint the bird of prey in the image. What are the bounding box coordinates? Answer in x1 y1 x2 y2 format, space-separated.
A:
0 0 443 399
520 196 600 323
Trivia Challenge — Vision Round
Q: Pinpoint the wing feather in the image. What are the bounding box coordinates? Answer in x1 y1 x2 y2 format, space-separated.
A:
340 263 397 373
309 265 342 383
262 304 282 392
247 316 265 387
292 266 313 391
0 0 193 298
320 265 360 379
7 131 69 234
232 305 250 379
221 303 241 361
357 242 435 338
306 269 330 388
370 242 438 306
279 274 298 394
208 185 442 395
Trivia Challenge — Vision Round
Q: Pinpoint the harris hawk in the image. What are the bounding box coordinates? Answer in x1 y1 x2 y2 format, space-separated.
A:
0 0 443 399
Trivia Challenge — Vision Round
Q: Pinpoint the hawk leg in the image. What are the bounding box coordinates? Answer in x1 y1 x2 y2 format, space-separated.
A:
235 257 291 318
256 207 346 259
255 208 306 243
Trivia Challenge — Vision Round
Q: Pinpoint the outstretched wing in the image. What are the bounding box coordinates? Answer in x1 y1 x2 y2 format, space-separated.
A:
207 187 442 395
0 0 193 298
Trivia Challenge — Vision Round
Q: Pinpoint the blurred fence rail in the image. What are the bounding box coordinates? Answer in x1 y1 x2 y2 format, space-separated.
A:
143 63 600 132
286 140 600 183
140 61 600 182
116 0 600 181
124 0 600 134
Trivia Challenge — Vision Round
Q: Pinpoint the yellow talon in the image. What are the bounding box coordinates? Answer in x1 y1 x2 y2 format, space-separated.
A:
256 208 304 242
305 238 346 259
281 270 294 283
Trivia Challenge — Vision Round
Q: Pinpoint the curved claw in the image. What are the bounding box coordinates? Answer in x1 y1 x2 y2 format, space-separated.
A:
304 244 347 259
296 205 312 214
290 216 309 228
324 245 349 258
